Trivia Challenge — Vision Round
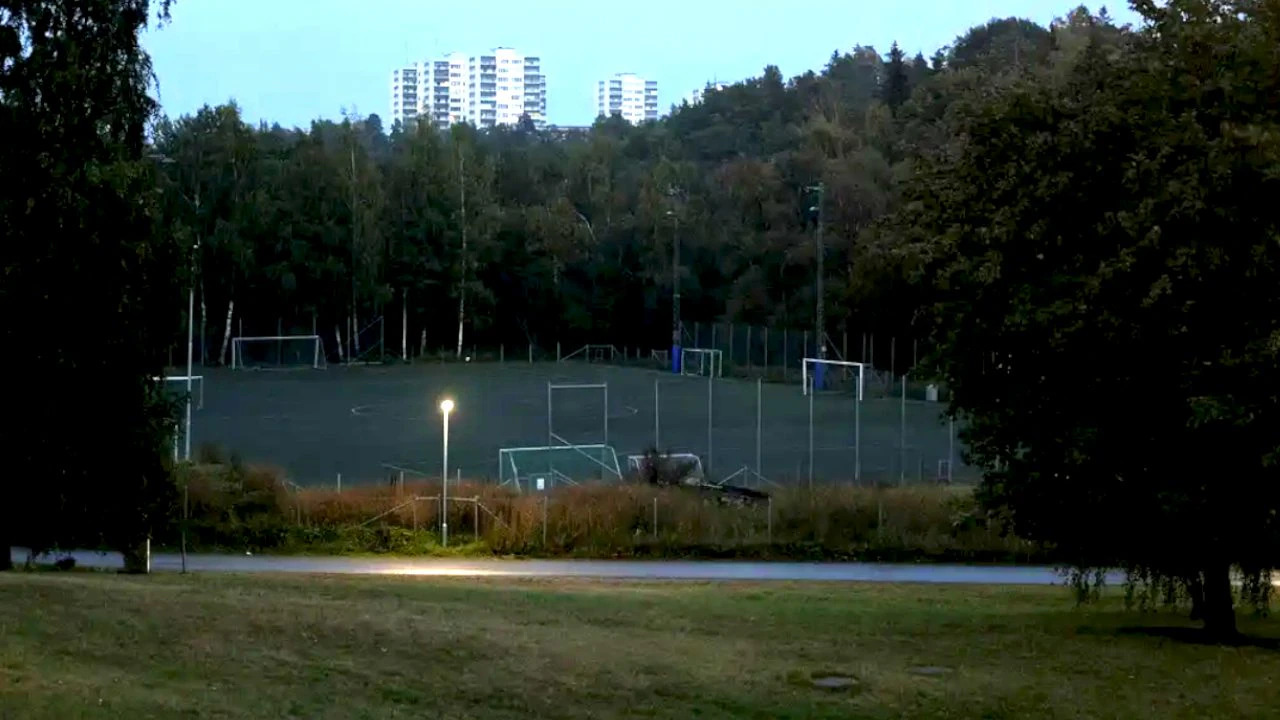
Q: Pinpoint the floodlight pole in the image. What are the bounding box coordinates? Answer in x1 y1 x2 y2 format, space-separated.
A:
809 183 826 390
669 209 681 374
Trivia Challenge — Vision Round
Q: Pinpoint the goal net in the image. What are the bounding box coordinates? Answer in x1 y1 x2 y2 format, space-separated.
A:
154 375 204 410
802 358 866 400
681 348 723 377
626 452 704 485
498 445 622 492
231 335 326 370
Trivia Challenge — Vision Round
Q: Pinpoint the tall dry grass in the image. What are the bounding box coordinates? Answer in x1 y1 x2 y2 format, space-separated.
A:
171 462 1040 561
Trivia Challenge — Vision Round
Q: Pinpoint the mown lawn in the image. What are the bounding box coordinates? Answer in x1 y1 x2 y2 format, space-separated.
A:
0 572 1277 719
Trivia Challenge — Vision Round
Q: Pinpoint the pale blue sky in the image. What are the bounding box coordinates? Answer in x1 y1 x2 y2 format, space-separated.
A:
142 0 1139 129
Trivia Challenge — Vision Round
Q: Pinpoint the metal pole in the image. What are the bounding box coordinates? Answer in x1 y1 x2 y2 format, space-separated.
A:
402 288 407 361
855 385 861 483
671 214 681 373
547 383 553 478
500 344 504 363
891 337 897 377
654 380 660 449
706 373 713 476
767 496 773 544
812 183 825 370
763 326 769 375
442 408 450 547
474 497 480 543
528 343 533 364
604 383 609 446
949 417 955 484
746 325 752 371
783 328 788 383
900 372 907 486
542 495 548 546
808 374 814 490
755 378 762 481
653 497 658 539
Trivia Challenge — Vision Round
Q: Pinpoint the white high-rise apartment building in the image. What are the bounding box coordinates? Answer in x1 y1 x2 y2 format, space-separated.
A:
596 73 658 124
391 48 545 130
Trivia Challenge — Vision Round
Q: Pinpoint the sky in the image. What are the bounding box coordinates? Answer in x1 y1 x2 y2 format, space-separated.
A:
142 0 1141 130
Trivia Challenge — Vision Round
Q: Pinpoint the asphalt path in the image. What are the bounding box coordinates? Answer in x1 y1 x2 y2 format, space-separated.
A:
10 549 1116 585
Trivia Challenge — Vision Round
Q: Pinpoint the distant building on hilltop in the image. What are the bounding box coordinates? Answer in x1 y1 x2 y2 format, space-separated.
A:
391 48 546 130
683 82 728 108
596 73 658 124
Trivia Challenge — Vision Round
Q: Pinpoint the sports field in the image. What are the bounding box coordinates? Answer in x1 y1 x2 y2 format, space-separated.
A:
186 361 963 488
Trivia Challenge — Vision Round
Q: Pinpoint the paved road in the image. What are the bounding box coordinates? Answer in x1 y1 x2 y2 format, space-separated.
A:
11 549 1113 585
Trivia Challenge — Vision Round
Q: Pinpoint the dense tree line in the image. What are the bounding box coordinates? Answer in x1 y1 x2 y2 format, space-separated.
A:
150 12 1085 366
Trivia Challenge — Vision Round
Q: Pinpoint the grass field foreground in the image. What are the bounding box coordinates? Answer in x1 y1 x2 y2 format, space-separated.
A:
2 573 1278 719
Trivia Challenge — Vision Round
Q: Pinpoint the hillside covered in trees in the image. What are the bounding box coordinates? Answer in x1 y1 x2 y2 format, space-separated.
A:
152 8 1115 366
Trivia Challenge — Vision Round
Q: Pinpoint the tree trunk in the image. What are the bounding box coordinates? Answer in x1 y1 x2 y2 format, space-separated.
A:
420 329 427 358
218 298 235 366
455 287 466 359
334 324 345 362
1200 562 1237 639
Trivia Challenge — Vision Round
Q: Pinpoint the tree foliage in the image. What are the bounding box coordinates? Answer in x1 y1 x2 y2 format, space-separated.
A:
1 0 181 568
893 0 1280 635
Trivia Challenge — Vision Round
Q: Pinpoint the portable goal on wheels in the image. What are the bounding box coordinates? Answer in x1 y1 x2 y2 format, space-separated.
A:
230 335 326 370
561 344 619 363
681 348 723 377
802 358 866 399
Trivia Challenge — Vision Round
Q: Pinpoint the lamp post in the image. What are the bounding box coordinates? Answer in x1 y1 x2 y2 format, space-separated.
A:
439 398 455 547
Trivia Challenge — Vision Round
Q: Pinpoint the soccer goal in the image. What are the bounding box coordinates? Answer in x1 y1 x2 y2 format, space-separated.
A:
561 344 618 363
626 452 704 485
231 335 326 370
154 375 204 409
802 357 866 400
498 445 622 492
681 348 723 377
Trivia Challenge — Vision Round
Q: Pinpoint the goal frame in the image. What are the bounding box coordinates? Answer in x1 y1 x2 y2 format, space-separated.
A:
802 357 866 400
681 348 723 378
154 374 204 409
498 444 622 492
230 335 325 370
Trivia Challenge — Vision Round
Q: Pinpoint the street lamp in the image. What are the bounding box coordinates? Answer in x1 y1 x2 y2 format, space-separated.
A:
666 209 680 374
439 398 455 547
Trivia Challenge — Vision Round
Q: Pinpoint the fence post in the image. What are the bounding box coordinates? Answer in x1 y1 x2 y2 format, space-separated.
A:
861 332 867 363
900 372 907 486
802 330 808 363
808 374 814 490
474 497 480 543
891 337 897 377
782 328 788 383
745 325 752 371
556 341 561 362
728 323 735 369
767 496 773 544
528 343 533 364
500 344 504 363
755 378 762 482
653 496 658 540
337 473 342 493
706 373 714 475
542 495 548 547
654 379 660 449
763 326 769 376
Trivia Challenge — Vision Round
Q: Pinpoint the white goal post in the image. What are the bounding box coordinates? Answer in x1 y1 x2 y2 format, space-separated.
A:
681 348 723 377
802 357 866 400
230 335 326 370
154 375 204 409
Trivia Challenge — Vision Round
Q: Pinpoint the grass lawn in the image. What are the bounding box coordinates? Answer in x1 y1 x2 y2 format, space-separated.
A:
1 572 1277 719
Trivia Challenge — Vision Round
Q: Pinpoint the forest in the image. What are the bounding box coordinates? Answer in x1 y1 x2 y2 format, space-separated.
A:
150 9 1111 367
